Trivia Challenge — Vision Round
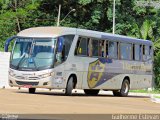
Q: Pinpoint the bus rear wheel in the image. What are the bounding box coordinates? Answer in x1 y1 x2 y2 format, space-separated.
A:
112 79 130 97
112 90 120 96
29 88 36 94
84 89 99 96
65 77 74 96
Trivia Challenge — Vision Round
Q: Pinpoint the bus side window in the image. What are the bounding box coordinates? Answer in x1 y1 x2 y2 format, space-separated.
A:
143 45 145 56
105 41 108 58
92 39 99 57
120 43 132 60
108 41 117 59
134 44 140 61
63 35 75 60
56 37 64 63
56 35 74 64
75 38 80 55
140 45 142 61
88 38 92 57
133 44 135 60
149 46 153 59
143 45 149 61
76 37 88 56
98 40 105 57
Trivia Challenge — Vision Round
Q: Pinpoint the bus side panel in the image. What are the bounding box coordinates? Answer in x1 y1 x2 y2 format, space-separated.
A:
64 60 84 89
81 59 152 90
81 59 123 90
52 63 66 89
77 57 98 89
129 74 152 89
88 74 152 90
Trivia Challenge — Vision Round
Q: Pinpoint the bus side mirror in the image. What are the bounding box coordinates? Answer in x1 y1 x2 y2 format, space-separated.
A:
4 36 16 52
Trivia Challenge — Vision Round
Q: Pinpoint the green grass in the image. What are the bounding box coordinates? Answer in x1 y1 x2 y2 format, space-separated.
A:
129 89 160 94
154 96 160 99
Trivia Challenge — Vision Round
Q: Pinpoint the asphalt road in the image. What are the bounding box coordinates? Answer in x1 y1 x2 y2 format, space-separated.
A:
0 89 160 119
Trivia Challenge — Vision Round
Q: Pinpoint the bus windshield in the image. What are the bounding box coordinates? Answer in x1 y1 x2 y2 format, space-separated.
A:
10 38 56 71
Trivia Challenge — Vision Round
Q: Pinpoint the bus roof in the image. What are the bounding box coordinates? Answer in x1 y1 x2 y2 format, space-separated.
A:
17 27 77 38
17 27 152 45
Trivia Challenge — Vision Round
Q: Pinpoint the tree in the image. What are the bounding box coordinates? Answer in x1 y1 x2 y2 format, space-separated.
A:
0 0 40 50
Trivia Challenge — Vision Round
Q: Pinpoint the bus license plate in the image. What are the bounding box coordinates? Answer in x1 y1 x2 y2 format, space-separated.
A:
23 85 32 88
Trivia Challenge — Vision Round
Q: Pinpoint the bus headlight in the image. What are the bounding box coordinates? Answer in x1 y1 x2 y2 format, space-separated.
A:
40 72 54 78
42 73 50 78
9 70 15 77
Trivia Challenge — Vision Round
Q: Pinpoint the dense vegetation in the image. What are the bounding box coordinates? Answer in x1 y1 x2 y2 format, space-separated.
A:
0 0 160 89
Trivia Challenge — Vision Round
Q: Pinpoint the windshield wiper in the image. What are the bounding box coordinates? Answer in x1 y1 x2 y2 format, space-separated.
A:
16 53 27 70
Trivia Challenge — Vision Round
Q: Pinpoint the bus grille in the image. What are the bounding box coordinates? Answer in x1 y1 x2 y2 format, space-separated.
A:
15 76 25 79
28 77 39 80
16 81 39 86
15 76 39 80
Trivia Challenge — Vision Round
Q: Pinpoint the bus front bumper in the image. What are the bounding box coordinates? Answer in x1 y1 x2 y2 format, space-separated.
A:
9 75 53 88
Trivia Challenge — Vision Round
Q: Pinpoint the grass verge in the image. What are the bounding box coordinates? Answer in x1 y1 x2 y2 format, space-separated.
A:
130 89 160 94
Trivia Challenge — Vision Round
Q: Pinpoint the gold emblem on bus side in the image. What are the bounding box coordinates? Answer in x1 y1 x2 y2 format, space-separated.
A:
87 59 106 88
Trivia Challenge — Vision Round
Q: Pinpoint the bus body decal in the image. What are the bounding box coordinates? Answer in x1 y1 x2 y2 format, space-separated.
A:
87 58 114 88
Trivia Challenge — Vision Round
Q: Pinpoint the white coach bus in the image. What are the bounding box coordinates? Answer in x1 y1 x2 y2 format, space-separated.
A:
5 27 153 96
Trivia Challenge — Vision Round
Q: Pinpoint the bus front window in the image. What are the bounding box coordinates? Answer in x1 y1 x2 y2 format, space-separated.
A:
10 38 56 71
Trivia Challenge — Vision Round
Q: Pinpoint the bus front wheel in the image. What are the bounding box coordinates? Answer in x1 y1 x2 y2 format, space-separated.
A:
29 88 36 94
84 89 99 96
65 77 74 96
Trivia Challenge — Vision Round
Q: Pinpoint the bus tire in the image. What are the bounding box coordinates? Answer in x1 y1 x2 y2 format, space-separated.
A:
112 90 120 96
65 77 74 96
29 88 36 94
112 79 130 97
84 89 99 96
119 79 130 97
